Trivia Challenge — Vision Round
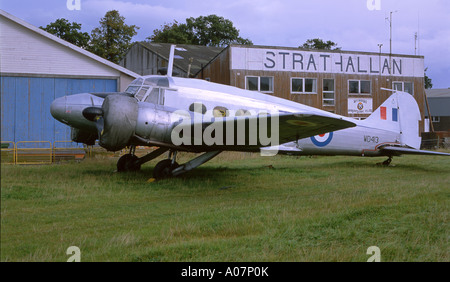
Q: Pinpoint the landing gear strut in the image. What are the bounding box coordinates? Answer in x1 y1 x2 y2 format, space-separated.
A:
115 146 222 180
117 146 168 172
153 150 222 180
377 156 393 166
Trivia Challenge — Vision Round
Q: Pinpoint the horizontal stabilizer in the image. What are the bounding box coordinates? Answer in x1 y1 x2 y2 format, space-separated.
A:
381 146 450 156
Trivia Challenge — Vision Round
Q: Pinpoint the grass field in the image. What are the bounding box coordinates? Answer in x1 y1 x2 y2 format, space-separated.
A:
1 151 449 262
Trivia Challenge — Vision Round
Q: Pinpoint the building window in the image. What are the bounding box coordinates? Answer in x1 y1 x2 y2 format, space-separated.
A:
291 78 317 94
246 76 274 93
431 116 440 123
323 79 335 106
349 80 371 95
393 81 414 95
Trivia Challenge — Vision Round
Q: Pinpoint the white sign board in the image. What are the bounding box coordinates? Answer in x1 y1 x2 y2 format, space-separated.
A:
231 47 424 78
348 98 373 114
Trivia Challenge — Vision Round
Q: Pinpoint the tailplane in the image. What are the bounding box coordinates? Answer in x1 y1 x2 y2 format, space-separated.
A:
363 90 422 149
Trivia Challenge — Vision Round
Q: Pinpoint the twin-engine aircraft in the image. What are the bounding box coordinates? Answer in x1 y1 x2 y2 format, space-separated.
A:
50 45 448 179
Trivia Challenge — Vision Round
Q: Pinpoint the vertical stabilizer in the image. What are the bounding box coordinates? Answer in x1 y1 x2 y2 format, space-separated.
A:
363 91 422 149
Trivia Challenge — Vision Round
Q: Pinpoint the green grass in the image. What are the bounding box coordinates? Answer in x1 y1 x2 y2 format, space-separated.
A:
1 151 449 261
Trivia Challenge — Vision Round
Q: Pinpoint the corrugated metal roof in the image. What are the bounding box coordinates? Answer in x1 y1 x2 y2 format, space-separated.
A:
135 42 224 76
425 88 450 98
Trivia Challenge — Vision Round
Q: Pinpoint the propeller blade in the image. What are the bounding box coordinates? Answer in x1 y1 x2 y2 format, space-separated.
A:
95 116 104 140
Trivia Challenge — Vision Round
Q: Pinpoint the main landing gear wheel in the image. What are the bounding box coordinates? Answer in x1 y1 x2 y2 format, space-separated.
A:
377 156 393 166
117 154 141 172
153 159 179 179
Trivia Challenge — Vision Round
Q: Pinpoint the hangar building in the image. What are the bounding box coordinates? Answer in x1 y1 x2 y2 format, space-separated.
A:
120 42 223 77
197 45 426 132
0 10 139 145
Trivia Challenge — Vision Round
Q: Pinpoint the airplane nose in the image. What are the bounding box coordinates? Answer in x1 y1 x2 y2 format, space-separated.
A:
50 96 66 122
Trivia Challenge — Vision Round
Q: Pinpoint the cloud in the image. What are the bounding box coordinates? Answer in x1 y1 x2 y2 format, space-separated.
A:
2 0 448 87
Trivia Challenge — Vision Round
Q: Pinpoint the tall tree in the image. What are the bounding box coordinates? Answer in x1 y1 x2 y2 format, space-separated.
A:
88 10 139 64
424 68 432 89
150 21 192 45
300 38 341 50
148 15 252 47
40 18 90 49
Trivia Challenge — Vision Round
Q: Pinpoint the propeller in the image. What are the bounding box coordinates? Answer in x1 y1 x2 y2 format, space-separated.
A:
82 106 104 140
81 95 138 151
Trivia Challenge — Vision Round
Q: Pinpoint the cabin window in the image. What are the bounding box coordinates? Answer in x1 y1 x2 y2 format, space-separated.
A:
349 80 371 95
189 102 207 114
393 81 414 95
245 76 274 93
323 79 335 106
291 78 317 94
213 106 229 117
235 109 251 116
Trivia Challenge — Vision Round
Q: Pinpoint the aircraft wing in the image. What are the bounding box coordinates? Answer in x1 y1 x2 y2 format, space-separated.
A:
172 112 356 149
380 146 450 156
276 113 356 144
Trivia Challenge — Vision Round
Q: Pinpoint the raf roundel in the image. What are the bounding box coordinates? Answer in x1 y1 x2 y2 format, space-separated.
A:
310 132 333 147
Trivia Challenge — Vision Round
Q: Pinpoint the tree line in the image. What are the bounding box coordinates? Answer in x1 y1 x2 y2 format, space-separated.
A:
40 10 431 88
40 10 337 64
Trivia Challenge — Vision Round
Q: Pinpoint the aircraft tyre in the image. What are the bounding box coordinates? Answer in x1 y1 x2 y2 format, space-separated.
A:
117 154 141 172
153 159 179 179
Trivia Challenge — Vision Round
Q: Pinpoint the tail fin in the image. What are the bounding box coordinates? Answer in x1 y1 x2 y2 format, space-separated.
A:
363 90 422 149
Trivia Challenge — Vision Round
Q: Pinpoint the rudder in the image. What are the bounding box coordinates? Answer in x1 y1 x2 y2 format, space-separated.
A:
363 90 421 149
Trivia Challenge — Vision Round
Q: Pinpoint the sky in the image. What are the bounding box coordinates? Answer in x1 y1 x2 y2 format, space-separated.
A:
1 0 449 88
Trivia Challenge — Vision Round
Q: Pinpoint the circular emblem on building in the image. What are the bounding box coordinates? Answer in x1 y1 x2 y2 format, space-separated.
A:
310 132 334 147
357 102 364 111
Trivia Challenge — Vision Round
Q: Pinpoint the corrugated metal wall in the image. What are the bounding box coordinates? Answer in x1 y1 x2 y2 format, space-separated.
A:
1 76 117 145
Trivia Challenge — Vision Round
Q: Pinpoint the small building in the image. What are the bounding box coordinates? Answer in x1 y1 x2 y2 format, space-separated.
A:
0 10 139 144
197 45 426 132
425 88 450 132
119 42 224 77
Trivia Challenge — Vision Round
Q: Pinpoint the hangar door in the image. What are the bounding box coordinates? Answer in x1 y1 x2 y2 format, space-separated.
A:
1 76 117 145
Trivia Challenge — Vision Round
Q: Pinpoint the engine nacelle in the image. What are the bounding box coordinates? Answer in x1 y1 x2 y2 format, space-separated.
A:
135 103 180 144
71 127 97 145
99 95 138 151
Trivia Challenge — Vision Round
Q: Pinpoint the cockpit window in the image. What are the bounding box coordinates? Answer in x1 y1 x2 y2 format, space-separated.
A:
125 78 144 95
144 77 170 88
125 86 140 95
135 86 150 101
144 88 157 104
130 78 143 85
125 77 169 104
